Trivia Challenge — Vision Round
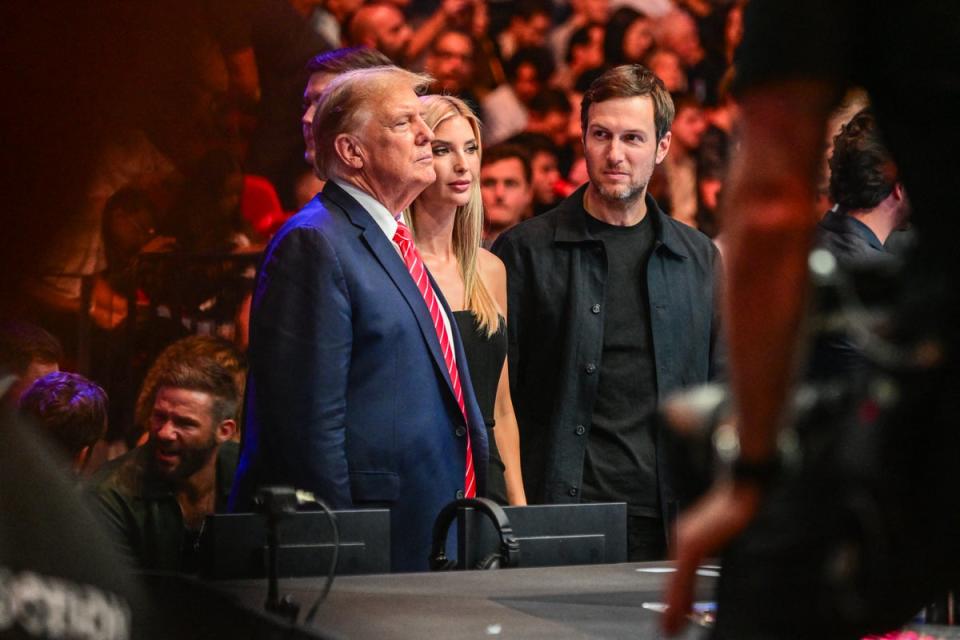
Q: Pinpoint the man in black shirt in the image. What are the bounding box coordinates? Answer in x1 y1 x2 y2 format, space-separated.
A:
494 65 723 560
808 107 910 380
90 351 239 572
818 108 909 265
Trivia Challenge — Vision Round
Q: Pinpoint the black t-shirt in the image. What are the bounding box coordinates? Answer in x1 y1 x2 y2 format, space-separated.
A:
579 212 660 517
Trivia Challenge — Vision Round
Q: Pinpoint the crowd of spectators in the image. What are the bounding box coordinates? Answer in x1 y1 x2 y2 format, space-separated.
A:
4 0 748 463
0 2 937 636
3 0 900 580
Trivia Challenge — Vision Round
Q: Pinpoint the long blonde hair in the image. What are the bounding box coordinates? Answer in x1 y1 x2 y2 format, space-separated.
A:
405 94 500 337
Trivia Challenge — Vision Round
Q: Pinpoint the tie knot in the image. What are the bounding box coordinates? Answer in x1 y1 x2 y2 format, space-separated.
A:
393 221 413 248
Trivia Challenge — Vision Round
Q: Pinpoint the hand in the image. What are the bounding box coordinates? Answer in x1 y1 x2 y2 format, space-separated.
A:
662 480 763 636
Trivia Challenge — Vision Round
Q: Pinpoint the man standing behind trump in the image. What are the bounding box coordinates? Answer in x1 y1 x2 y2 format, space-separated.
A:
231 66 488 572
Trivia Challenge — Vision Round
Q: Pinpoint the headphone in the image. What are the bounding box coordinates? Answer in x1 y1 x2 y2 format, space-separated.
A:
429 497 520 571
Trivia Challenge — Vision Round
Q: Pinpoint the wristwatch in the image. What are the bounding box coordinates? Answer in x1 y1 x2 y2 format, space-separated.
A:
713 421 782 488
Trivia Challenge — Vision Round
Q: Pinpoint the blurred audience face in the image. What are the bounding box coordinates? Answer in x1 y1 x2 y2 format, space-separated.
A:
371 5 413 63
647 49 686 93
513 62 542 105
419 115 480 210
148 386 231 481
511 12 551 49
427 32 475 95
351 4 413 63
302 70 335 164
527 109 571 149
670 104 707 152
583 95 671 204
623 17 655 62
570 25 605 72
531 150 562 205
379 7 413 62
574 0 609 25
481 157 533 229
657 10 703 67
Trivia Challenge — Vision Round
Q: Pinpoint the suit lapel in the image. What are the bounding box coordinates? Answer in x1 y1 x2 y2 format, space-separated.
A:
323 183 457 398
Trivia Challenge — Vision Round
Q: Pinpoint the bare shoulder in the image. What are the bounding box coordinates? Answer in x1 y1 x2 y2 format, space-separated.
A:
477 248 507 309
477 248 506 280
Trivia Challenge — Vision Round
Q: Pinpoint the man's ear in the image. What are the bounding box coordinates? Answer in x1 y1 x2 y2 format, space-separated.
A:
655 131 672 165
892 181 906 201
216 419 237 445
333 133 365 170
73 445 92 475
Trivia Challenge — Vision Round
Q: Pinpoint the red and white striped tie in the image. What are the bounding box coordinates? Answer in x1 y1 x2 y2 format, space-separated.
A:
393 221 477 498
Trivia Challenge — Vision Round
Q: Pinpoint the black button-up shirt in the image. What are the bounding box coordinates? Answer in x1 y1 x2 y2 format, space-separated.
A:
493 185 724 526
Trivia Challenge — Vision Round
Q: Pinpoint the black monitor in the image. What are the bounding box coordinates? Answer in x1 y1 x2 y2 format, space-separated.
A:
200 509 390 579
458 503 627 568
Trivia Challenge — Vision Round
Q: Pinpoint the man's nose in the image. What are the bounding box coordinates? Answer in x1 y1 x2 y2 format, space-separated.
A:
154 420 177 441
414 114 434 145
606 138 624 164
302 103 316 126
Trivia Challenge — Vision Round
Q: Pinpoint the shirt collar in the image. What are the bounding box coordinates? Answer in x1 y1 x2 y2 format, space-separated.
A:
821 208 886 252
332 179 399 240
553 184 689 259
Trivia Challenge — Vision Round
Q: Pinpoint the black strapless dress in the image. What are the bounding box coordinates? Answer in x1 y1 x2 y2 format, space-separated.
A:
453 311 508 504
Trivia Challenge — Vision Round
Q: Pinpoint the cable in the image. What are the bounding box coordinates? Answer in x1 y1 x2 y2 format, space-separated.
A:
303 499 339 625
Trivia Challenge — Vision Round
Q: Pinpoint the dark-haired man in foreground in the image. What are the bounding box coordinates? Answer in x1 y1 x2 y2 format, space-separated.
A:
807 108 910 380
817 108 910 263
19 371 107 475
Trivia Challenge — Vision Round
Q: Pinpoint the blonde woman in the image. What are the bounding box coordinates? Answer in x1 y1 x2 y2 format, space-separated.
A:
405 95 527 505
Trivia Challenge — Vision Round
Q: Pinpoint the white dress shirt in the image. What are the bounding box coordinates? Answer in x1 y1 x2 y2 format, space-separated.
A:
332 180 456 362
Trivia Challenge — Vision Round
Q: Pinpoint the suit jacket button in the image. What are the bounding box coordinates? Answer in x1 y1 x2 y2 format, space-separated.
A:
591 304 601 314
455 426 466 437
568 487 578 497
575 424 586 436
585 363 596 374
456 490 465 500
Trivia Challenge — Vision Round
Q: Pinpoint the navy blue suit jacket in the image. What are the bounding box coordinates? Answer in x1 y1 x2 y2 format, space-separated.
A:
231 181 488 572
